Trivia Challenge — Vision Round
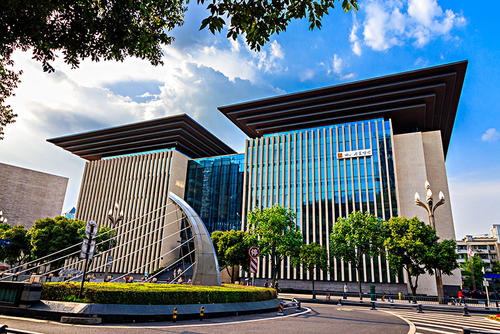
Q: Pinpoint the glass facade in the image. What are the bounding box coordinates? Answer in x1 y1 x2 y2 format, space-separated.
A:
185 154 245 233
242 118 402 283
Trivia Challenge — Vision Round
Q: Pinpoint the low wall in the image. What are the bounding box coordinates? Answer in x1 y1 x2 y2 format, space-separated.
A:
254 279 408 295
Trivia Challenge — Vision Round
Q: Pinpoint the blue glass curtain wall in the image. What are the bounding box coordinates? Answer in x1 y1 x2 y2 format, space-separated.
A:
185 154 245 233
242 118 403 284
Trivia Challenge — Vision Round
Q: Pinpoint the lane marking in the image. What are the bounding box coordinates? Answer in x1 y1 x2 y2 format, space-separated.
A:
398 314 500 330
383 310 416 334
415 326 456 334
0 308 311 330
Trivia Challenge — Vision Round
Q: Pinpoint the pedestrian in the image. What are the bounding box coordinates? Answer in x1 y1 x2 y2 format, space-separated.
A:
458 290 465 305
343 283 348 299
264 279 269 288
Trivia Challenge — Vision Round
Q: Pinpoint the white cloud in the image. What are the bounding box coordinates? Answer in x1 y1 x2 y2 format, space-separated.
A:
299 69 315 82
481 128 500 142
350 18 362 56
356 0 465 53
328 54 355 80
270 40 284 60
2 31 286 211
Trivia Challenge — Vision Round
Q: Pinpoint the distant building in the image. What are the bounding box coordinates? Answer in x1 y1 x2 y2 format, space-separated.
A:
0 162 68 229
457 231 500 270
64 207 76 220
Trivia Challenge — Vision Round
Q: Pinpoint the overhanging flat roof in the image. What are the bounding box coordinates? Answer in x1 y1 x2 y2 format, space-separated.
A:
219 61 468 156
47 114 236 160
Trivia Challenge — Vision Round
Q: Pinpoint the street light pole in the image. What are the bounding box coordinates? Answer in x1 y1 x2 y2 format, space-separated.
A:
0 211 7 224
104 202 123 281
414 180 446 304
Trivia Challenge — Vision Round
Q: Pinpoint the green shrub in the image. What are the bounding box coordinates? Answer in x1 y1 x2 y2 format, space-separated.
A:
41 282 277 305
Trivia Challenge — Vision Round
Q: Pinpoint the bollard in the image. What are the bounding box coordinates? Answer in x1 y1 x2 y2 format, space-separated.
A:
463 305 470 317
277 303 284 316
371 301 376 310
0 325 7 334
200 306 204 321
173 307 177 322
417 304 423 313
398 292 402 300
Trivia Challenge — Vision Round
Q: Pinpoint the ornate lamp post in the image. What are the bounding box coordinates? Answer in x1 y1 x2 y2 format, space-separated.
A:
414 180 446 303
0 211 7 224
104 203 123 281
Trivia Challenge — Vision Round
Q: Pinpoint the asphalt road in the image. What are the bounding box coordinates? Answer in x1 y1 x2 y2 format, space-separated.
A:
0 303 410 334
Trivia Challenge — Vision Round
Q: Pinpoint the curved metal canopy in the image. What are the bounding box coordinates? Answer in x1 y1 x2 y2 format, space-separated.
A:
168 192 221 286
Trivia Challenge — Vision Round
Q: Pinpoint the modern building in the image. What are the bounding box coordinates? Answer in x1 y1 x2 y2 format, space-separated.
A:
0 162 68 229
457 226 500 270
48 61 468 295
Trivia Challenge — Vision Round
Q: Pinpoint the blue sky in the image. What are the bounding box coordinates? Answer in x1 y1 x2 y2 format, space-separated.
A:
1 0 499 238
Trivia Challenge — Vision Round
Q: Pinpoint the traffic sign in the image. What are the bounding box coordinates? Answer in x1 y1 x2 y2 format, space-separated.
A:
484 279 490 287
249 246 260 258
250 257 258 274
79 239 96 259
85 220 98 238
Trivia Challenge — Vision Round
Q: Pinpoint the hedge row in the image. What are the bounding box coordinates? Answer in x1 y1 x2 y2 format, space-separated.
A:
41 282 277 305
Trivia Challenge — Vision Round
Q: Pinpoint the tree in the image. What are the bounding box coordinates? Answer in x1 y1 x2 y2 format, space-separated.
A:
0 225 30 267
28 216 86 264
28 216 111 270
330 211 385 299
426 239 459 295
384 216 446 300
461 255 485 291
294 242 328 299
211 229 257 282
0 0 357 137
247 205 303 287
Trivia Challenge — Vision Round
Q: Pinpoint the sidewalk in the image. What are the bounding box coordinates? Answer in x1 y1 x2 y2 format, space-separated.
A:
278 292 500 314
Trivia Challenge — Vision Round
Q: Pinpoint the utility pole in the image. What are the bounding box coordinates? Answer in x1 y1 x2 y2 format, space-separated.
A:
79 221 97 299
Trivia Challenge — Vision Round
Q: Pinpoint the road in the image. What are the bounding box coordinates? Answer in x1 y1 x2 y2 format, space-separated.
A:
385 308 500 333
0 303 409 334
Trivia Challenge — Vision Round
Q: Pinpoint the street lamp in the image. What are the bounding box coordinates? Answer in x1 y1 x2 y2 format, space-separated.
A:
414 180 446 304
0 211 7 224
104 202 123 281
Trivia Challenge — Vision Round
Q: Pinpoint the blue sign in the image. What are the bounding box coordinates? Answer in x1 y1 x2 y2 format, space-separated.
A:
484 273 500 279
0 239 12 247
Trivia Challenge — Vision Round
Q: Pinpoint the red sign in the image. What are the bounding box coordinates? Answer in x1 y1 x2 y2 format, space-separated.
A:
248 246 260 258
250 257 258 274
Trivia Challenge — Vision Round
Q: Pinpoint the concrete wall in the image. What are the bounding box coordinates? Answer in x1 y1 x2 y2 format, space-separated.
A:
253 278 407 295
75 150 176 274
0 162 68 229
392 131 461 295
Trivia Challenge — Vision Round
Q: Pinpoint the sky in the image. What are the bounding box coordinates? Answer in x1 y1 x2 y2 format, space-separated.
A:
1 0 499 239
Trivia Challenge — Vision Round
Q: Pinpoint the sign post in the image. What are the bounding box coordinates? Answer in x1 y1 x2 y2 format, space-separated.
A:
483 267 490 308
79 221 97 299
249 246 260 287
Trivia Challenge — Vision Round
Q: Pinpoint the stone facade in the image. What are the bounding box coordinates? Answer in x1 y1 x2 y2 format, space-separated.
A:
0 162 68 229
392 130 461 295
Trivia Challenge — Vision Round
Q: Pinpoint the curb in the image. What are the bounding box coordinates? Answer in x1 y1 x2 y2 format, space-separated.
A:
0 299 280 323
287 297 500 314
